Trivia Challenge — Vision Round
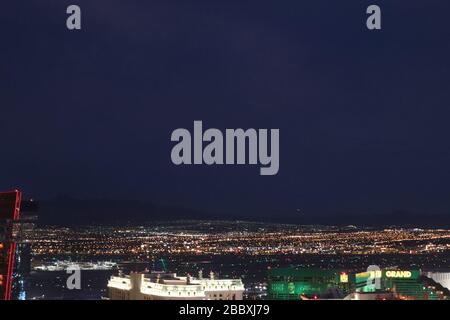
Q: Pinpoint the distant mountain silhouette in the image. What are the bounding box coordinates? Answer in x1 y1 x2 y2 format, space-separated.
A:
38 196 208 226
262 210 450 229
37 196 450 228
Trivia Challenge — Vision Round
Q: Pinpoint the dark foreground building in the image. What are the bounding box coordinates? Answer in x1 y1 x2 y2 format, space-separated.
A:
11 199 38 300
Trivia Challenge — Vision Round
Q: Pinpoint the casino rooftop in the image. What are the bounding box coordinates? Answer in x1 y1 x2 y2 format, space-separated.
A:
107 270 244 300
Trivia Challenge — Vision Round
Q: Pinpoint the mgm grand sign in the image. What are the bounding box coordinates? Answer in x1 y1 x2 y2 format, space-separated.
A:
384 270 415 279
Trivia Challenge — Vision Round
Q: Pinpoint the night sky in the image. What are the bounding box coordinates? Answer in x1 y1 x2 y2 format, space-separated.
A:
1 1 450 218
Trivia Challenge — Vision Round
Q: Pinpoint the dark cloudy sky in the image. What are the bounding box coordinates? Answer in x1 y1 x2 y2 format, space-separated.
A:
1 1 450 217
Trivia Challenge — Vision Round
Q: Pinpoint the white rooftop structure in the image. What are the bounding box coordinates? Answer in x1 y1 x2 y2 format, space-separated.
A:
107 271 244 300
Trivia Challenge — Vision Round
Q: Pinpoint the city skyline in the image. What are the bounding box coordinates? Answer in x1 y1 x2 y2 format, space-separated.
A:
2 188 450 301
13 219 450 300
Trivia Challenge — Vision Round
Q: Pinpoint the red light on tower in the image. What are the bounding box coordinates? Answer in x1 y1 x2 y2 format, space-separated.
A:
0 190 22 300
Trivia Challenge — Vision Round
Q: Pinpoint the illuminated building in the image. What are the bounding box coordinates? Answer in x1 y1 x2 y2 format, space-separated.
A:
107 271 244 300
268 267 450 300
267 268 354 300
11 199 38 300
0 190 22 300
354 269 445 300
424 271 450 291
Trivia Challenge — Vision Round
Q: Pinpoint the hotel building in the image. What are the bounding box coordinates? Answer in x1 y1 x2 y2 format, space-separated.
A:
424 270 450 291
268 267 449 300
107 271 244 300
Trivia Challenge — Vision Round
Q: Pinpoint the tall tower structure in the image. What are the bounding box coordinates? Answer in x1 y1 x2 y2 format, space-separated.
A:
0 190 22 300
